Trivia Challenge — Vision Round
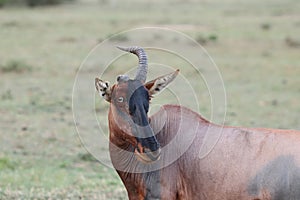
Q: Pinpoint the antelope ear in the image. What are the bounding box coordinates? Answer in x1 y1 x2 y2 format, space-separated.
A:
144 69 179 96
95 78 112 102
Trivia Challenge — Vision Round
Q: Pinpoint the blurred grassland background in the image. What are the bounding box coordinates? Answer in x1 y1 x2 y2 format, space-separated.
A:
0 0 300 199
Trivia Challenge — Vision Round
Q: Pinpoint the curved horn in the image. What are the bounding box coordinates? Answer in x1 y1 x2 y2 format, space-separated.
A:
117 46 148 82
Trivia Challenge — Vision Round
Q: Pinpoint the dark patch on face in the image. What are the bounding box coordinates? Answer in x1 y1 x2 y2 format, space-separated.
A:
127 80 160 152
112 79 160 153
248 155 300 200
127 80 150 127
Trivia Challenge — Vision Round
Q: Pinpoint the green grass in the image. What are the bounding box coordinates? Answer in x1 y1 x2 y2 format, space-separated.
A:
0 0 300 199
0 60 32 73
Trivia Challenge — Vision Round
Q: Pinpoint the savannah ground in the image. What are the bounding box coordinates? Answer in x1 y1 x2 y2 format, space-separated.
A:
0 0 300 199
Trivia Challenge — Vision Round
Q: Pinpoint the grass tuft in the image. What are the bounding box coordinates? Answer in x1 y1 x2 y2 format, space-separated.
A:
0 60 32 73
208 33 218 42
0 157 16 170
0 0 7 7
195 33 218 45
1 90 13 101
108 34 129 42
285 36 300 48
261 23 271 30
78 153 98 162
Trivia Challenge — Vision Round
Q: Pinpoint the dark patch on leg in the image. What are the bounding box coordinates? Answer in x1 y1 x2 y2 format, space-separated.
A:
248 155 300 200
144 170 161 200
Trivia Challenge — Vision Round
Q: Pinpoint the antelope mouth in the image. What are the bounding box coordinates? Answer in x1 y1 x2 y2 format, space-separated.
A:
134 146 161 164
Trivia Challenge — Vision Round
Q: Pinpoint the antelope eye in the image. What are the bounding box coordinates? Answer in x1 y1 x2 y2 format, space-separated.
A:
117 97 124 103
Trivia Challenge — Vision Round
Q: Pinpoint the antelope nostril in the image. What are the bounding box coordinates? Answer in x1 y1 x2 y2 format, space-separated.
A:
144 147 161 161
149 143 160 152
135 137 161 162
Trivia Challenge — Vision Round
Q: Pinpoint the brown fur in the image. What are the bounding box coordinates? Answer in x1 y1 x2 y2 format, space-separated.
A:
109 104 300 199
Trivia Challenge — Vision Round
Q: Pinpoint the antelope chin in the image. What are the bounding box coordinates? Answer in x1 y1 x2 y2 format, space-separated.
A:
134 147 161 164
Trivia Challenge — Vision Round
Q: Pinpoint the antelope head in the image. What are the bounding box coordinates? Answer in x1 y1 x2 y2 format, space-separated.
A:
95 46 179 164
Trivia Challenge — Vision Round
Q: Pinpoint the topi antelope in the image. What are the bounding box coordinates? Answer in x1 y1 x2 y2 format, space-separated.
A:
95 46 300 200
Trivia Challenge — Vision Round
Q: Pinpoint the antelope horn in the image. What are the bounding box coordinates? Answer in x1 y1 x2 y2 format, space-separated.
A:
117 46 148 83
